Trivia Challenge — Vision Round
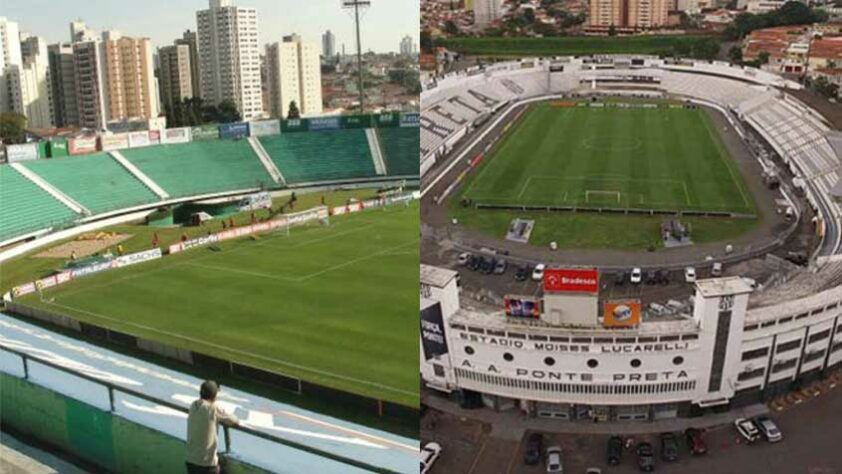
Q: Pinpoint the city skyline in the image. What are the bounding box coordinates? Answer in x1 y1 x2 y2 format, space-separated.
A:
3 0 418 54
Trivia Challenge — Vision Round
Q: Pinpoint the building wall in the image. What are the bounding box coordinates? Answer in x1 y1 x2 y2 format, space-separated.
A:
103 35 159 122
158 44 194 113
48 43 79 127
8 35 54 129
72 40 109 131
265 37 323 119
588 0 671 30
0 17 22 113
474 0 504 28
196 0 263 120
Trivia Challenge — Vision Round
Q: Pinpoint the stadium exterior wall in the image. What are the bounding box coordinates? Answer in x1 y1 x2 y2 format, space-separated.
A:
0 373 272 474
421 266 842 421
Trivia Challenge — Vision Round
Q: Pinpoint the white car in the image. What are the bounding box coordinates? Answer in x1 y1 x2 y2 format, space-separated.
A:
754 415 783 443
546 446 563 473
630 267 642 284
421 442 442 474
711 262 723 277
734 418 760 443
458 252 471 266
532 263 546 281
684 267 697 283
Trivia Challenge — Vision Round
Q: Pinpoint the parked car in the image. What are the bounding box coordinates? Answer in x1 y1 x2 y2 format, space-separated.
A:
711 262 723 277
630 267 642 284
494 259 508 275
785 251 808 266
656 269 670 285
546 446 563 473
420 442 442 474
636 442 655 472
735 418 761 443
468 255 481 271
458 252 471 266
532 263 546 281
660 433 679 462
684 267 697 283
685 428 707 455
607 435 623 466
515 265 530 282
614 272 626 287
754 415 783 442
481 258 494 275
645 270 658 285
524 433 543 465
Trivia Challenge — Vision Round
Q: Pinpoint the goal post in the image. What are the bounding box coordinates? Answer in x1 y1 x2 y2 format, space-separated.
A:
585 190 621 204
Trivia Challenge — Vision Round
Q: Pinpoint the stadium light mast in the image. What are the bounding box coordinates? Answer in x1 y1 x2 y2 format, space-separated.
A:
342 0 370 113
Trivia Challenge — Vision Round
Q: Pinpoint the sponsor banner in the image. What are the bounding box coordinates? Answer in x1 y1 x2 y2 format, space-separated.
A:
148 130 161 145
504 296 541 318
386 193 415 205
163 127 191 144
11 282 37 298
399 112 420 128
332 206 347 216
48 138 69 157
69 136 98 155
219 122 250 140
286 206 328 226
308 116 340 132
457 331 697 354
544 268 599 294
421 301 448 360
376 112 400 128
282 118 307 133
603 299 642 328
128 131 152 148
238 192 272 211
71 260 115 278
191 124 219 141
114 248 162 268
249 120 281 137
183 234 219 251
100 133 130 151
5 143 39 163
340 114 370 129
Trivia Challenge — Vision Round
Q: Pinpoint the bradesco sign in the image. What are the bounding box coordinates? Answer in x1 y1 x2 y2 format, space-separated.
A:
543 268 599 294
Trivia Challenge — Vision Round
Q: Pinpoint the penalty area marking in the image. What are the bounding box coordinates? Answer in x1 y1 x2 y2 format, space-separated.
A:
38 299 417 398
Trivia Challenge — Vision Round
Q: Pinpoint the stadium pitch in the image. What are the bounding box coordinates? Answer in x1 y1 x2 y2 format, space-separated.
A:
460 102 755 214
13 199 419 407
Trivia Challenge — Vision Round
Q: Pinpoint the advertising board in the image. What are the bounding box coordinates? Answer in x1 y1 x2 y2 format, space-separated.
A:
504 296 541 318
128 131 152 148
543 268 599 294
69 136 98 155
218 122 250 140
5 143 39 163
308 116 341 132
249 120 281 137
100 133 130 151
399 112 420 127
163 127 191 144
191 124 219 141
48 138 69 157
421 301 448 360
603 300 642 328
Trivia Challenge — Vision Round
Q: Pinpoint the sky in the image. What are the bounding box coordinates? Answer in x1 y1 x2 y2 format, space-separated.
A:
3 0 419 54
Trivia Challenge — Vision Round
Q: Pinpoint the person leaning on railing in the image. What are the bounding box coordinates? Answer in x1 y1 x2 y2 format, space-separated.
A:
186 380 240 474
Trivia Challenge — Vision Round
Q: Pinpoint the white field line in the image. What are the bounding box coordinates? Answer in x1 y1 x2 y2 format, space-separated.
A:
40 299 416 397
297 241 418 282
274 410 419 453
701 112 751 208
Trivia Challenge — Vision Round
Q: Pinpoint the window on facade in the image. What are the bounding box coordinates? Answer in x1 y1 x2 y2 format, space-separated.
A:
503 352 513 362
587 359 598 368
464 346 474 355
741 347 769 361
673 356 684 366
544 357 555 367
630 359 641 368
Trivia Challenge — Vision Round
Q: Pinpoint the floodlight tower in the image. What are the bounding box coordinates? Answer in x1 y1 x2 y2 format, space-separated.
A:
342 0 371 113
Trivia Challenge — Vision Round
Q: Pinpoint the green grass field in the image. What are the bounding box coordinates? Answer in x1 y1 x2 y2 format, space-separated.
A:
435 35 718 57
452 102 759 249
12 198 419 407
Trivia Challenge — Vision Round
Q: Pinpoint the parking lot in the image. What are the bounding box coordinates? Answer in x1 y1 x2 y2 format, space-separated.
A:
423 370 842 474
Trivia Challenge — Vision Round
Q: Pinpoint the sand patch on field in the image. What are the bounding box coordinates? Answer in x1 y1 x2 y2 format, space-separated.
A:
35 233 133 259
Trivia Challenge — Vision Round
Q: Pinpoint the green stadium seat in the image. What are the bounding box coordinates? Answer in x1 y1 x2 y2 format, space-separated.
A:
23 153 160 215
121 140 274 198
258 130 376 184
378 128 419 176
0 165 78 242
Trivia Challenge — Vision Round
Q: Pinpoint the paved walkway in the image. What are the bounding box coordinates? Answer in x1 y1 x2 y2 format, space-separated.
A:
0 432 88 474
422 392 768 438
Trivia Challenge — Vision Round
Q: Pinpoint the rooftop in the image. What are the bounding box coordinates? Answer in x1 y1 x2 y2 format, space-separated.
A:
421 263 458 288
694 277 754 298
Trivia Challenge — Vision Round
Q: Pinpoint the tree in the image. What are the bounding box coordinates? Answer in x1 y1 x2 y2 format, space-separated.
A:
420 30 433 53
287 101 301 119
728 45 743 64
0 112 27 145
758 51 770 65
608 25 617 37
217 99 241 123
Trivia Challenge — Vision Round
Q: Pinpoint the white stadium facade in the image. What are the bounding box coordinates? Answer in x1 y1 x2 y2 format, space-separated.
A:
419 56 842 421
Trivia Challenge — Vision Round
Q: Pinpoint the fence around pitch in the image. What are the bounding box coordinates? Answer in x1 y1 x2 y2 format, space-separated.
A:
0 343 404 474
4 301 419 425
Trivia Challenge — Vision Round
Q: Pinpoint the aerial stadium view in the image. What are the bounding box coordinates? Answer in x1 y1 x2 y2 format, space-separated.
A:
419 0 842 473
0 0 421 473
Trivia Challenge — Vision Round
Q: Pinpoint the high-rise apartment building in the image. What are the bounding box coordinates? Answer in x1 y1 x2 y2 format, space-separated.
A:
72 39 109 130
7 34 54 128
588 0 672 32
70 20 97 43
473 0 504 28
322 30 336 59
48 43 79 127
0 17 22 114
196 0 263 120
400 35 415 56
177 30 201 99
102 32 159 122
265 34 323 119
158 43 195 113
